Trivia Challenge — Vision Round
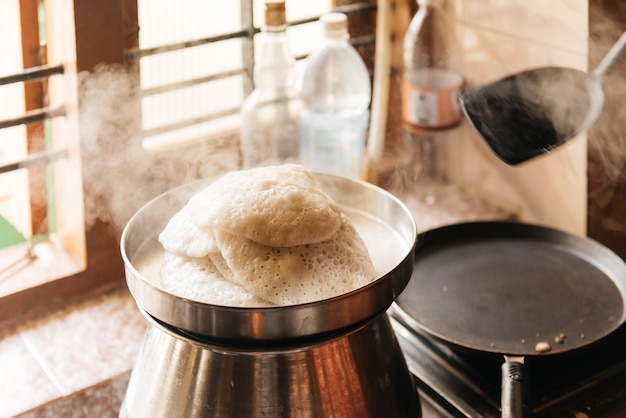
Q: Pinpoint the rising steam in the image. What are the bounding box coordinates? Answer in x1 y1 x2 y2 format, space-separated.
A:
78 64 239 239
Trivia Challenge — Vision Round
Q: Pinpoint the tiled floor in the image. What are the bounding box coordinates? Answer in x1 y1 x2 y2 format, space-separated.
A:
0 290 146 417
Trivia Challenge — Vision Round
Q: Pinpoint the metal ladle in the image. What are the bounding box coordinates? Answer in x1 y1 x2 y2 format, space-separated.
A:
459 31 626 165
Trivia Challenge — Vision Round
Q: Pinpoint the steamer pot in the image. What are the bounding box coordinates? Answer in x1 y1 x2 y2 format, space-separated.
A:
119 172 420 417
119 309 419 418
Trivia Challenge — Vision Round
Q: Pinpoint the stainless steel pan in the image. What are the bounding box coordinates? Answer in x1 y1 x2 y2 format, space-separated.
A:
121 172 417 341
392 221 626 418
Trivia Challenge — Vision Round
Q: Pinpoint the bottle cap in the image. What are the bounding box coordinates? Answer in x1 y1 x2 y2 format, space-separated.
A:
320 12 349 39
264 0 286 27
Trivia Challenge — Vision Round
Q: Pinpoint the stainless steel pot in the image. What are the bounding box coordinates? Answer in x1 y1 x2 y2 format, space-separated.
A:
119 172 420 417
119 309 419 418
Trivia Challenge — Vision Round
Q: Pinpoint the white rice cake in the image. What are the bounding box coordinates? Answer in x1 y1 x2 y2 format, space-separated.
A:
158 205 218 258
213 215 375 305
160 252 274 307
159 164 376 306
185 164 342 247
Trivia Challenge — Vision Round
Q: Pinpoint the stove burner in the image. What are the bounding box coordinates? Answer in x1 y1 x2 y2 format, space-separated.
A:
390 310 626 417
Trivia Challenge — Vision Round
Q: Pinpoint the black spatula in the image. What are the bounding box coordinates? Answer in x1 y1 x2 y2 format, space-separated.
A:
459 31 626 165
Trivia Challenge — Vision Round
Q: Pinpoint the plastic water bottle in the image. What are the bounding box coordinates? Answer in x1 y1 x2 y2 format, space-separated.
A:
299 12 371 180
240 0 300 168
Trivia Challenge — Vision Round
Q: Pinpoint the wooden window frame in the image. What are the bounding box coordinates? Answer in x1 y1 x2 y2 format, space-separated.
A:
0 0 138 331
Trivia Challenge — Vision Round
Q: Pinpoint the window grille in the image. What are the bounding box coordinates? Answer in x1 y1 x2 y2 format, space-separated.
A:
125 1 376 147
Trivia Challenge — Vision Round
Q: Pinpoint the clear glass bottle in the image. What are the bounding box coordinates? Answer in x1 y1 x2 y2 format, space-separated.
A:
298 12 371 180
400 0 464 204
401 0 464 130
240 0 300 168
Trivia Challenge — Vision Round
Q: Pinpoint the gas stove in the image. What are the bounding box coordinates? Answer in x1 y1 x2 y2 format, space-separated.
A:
389 308 626 417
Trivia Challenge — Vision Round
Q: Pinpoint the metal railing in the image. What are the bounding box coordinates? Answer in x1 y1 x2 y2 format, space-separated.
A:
0 63 66 174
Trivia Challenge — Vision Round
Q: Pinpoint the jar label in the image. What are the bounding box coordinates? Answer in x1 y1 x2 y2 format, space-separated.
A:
401 79 463 129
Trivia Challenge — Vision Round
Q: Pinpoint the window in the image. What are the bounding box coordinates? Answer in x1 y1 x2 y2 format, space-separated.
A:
0 0 376 328
0 0 85 302
132 1 376 150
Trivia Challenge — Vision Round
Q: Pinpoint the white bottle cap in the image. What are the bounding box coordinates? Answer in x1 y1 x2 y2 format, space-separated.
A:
320 12 349 39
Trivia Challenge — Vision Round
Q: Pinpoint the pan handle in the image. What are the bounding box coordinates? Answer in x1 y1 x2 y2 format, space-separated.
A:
593 30 626 77
501 356 532 418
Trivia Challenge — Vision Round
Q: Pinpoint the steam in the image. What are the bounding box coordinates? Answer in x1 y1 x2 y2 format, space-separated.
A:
78 64 239 239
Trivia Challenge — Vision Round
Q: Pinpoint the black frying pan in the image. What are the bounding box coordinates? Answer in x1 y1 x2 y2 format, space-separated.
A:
393 221 626 418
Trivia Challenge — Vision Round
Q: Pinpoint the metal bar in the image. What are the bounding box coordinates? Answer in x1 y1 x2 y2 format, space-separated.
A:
124 29 251 61
280 3 378 28
333 2 377 16
0 64 64 86
124 2 377 62
292 34 376 61
351 33 377 49
138 107 240 138
241 0 254 98
0 106 66 130
0 148 69 174
141 68 246 97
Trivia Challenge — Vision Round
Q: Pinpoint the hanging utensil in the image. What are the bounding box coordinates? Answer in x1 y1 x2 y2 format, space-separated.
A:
459 31 626 165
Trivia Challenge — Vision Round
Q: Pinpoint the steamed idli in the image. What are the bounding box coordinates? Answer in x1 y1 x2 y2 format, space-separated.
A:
213 215 375 305
159 206 218 258
158 164 375 307
160 252 273 307
185 164 342 247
